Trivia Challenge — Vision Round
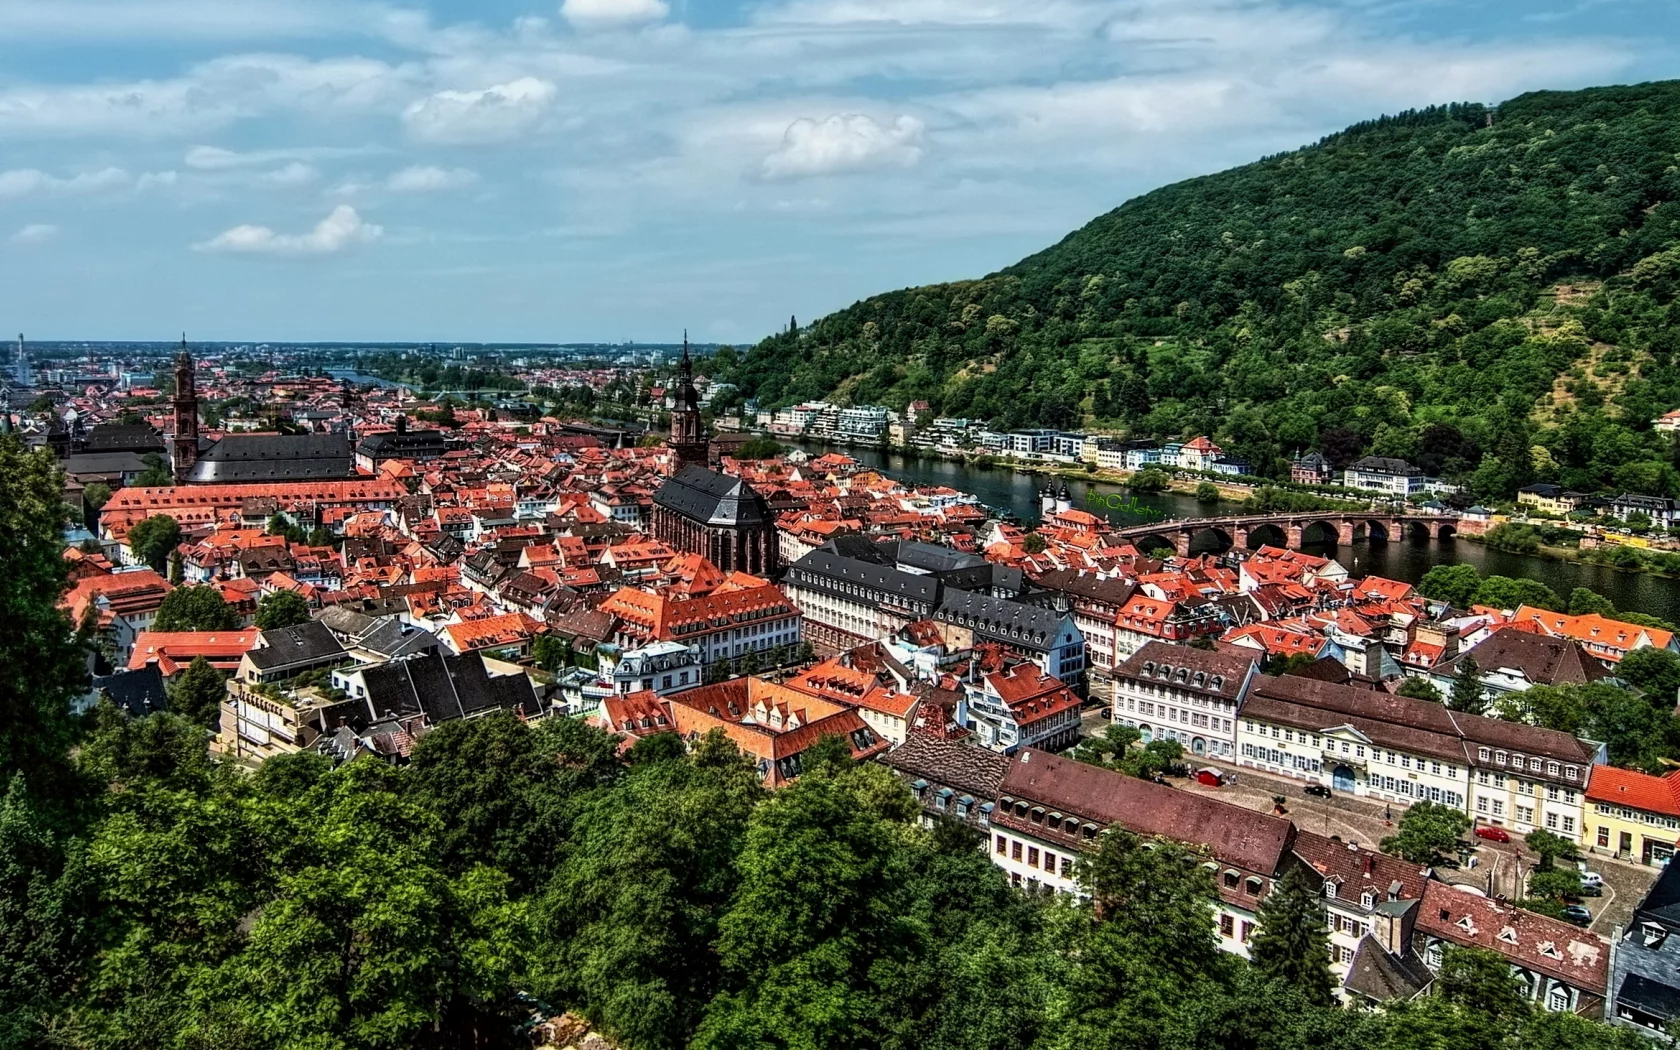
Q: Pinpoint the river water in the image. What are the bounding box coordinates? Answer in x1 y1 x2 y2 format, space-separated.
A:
794 442 1680 624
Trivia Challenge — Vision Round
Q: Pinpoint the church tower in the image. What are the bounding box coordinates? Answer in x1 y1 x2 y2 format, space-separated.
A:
667 331 709 471
171 335 199 483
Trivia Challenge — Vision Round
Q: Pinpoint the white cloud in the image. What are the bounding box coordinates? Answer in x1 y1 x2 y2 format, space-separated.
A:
197 204 383 255
0 166 153 197
560 0 669 31
762 114 925 179
0 54 411 139
386 165 480 191
259 162 321 187
10 223 58 245
401 77 558 144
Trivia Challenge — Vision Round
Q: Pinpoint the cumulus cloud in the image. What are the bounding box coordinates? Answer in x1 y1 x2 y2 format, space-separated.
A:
386 165 480 191
10 223 58 245
402 77 557 144
560 0 669 31
762 114 925 179
196 204 382 255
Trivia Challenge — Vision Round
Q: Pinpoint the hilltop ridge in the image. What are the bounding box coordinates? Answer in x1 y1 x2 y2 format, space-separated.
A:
723 81 1680 501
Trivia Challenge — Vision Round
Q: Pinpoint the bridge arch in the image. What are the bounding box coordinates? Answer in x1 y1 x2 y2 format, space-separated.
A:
1358 519 1392 543
1300 520 1340 547
1188 526 1233 554
1406 520 1432 540
1244 522 1288 550
1131 533 1182 558
1436 520 1457 541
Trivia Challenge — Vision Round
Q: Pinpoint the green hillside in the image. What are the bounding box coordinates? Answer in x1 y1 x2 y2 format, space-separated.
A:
724 82 1680 500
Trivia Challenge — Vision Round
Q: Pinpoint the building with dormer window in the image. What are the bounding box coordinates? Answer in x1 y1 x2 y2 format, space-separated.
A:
1111 641 1258 759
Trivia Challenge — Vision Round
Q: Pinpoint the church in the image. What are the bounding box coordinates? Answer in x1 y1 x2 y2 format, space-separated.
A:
650 338 778 576
169 341 355 485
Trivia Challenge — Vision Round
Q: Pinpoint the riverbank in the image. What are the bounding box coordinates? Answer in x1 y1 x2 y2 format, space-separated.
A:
1463 533 1680 581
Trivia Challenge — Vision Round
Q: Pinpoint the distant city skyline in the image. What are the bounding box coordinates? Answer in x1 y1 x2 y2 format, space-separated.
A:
2 0 1676 344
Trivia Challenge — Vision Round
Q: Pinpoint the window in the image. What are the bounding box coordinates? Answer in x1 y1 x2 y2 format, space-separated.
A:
1245 877 1263 896
1547 985 1569 1012
1361 892 1374 909
1224 871 1239 889
1478 747 1490 761
1476 797 1489 813
996 835 1006 855
1325 880 1338 900
1562 816 1575 834
1598 826 1611 848
1011 841 1022 861
1219 914 1234 937
1240 921 1254 943
1546 812 1558 830
1061 855 1073 877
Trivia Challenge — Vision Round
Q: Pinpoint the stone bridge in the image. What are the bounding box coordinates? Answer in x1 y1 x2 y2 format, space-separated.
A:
1104 510 1463 558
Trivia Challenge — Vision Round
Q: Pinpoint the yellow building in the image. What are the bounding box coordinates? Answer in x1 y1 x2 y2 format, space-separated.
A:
1583 765 1680 866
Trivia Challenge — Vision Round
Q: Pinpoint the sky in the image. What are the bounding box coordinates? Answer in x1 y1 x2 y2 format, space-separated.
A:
0 0 1676 345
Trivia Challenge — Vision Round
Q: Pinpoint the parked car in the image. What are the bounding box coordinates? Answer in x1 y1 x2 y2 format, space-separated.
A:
1303 784 1333 799
1474 825 1511 843
1575 882 1603 898
1562 904 1593 927
1581 870 1605 889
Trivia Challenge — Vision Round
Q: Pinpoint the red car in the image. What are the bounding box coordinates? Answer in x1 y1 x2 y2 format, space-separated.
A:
1474 825 1510 843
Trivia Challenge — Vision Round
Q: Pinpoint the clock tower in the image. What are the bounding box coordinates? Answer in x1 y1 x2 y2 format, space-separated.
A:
171 336 199 483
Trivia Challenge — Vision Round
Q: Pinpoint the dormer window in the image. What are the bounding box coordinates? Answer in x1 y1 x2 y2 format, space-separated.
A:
1539 941 1561 960
1361 892 1374 909
1498 927 1518 945
1324 880 1338 900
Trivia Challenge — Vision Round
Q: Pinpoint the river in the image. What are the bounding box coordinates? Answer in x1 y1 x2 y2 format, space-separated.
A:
793 441 1680 624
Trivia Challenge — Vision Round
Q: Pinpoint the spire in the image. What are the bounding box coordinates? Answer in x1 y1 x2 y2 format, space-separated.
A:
681 329 692 374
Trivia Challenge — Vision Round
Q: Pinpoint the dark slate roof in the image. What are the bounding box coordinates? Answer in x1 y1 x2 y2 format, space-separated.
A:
828 533 892 564
787 548 941 606
80 423 163 453
245 620 347 671
92 665 168 717
1348 456 1422 477
1342 933 1432 1002
187 432 354 483
60 451 149 475
357 429 447 459
355 650 539 724
881 734 1011 800
652 465 770 526
936 588 1073 650
1618 973 1680 1021
1296 451 1331 471
885 540 987 575
1632 854 1680 932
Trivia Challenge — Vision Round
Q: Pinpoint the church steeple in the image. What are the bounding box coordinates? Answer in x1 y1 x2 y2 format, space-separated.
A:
668 330 708 471
171 335 199 483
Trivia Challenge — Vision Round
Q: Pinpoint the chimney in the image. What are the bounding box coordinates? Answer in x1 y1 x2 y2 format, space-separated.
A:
1363 854 1373 875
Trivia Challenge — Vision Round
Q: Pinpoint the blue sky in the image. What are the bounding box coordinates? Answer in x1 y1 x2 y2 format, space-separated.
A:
0 0 1675 344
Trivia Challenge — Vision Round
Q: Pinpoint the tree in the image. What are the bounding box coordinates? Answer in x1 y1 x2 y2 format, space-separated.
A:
1022 532 1048 553
0 437 85 797
1417 563 1481 608
1449 655 1486 715
1396 677 1443 702
1470 575 1563 613
1248 865 1334 1007
1195 481 1221 503
531 634 573 672
133 452 173 487
1525 829 1578 871
1379 800 1470 866
1567 587 1618 617
125 513 183 573
266 512 304 545
254 590 311 631
168 656 226 729
734 437 784 460
1619 647 1680 702
81 481 111 529
1127 468 1170 493
152 584 239 632
1436 944 1532 1020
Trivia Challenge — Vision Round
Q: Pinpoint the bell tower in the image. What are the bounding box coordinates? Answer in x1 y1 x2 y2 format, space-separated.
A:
171 334 199 483
667 331 709 471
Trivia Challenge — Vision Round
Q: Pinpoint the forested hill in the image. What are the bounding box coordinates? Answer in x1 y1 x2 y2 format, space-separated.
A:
723 81 1680 500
